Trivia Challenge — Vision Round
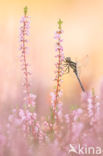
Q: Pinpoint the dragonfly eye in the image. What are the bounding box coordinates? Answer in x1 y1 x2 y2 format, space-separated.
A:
65 57 71 62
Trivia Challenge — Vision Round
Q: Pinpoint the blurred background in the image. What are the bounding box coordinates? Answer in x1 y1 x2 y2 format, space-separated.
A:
0 0 103 116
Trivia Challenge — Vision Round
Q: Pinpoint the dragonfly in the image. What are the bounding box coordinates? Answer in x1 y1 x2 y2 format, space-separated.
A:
63 57 85 92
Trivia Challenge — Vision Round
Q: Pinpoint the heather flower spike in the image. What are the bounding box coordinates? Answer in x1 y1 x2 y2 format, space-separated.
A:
54 19 64 108
19 7 36 108
50 19 64 124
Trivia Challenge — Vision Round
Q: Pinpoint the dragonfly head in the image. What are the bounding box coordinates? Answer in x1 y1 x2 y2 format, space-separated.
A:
65 57 71 63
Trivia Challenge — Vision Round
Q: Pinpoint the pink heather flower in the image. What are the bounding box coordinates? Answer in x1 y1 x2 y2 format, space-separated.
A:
86 91 100 126
38 130 44 143
57 103 63 110
81 91 88 103
58 90 63 97
43 121 49 127
19 109 26 121
50 92 56 100
14 118 22 126
50 92 56 107
57 110 63 121
95 102 100 119
87 98 93 118
72 122 84 139
64 114 70 123
41 121 50 133
73 108 83 121
0 132 6 156
8 114 14 122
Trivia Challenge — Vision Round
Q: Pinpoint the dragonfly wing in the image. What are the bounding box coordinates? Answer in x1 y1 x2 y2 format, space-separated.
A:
75 54 89 75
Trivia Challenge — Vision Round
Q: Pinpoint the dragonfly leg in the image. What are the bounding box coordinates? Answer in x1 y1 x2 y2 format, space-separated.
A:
63 63 68 67
68 66 70 73
63 59 66 63
63 66 70 74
